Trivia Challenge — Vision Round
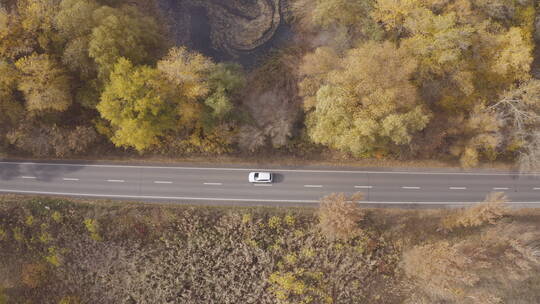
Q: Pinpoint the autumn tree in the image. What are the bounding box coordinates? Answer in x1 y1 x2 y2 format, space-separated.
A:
55 0 100 81
304 41 430 156
97 58 179 151
372 0 421 34
490 27 532 82
15 53 72 112
298 47 339 110
402 10 474 79
55 0 99 40
318 192 365 240
0 6 35 59
157 46 214 100
0 61 23 124
16 0 60 53
0 61 24 149
89 6 164 79
155 47 243 153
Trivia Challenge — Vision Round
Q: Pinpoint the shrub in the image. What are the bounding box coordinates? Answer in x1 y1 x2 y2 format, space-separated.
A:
318 192 365 240
58 296 81 304
441 192 508 231
21 262 48 288
83 218 101 241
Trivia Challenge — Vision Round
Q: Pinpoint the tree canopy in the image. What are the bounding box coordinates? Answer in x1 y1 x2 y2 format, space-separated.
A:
305 41 430 156
97 58 179 151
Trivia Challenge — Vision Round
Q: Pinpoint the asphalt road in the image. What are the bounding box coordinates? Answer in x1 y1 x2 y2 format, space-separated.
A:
0 161 539 205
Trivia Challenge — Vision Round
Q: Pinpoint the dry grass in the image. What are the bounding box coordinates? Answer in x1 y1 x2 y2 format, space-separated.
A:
0 195 401 304
402 205 540 304
1 195 538 303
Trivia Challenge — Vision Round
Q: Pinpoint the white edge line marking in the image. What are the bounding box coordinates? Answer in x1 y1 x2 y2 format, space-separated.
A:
304 185 323 188
107 179 125 183
63 178 79 181
402 186 421 189
154 181 172 184
354 186 373 189
20 176 36 179
204 182 222 186
449 187 467 190
1 161 538 176
493 187 509 190
0 189 538 204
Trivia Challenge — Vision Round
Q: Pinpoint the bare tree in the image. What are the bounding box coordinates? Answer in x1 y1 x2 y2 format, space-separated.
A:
490 79 540 172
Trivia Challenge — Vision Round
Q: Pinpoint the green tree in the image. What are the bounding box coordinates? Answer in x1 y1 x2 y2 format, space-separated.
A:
97 58 179 151
205 62 244 119
15 53 72 112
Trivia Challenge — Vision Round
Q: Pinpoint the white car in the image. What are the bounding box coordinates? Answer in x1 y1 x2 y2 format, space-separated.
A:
248 172 273 183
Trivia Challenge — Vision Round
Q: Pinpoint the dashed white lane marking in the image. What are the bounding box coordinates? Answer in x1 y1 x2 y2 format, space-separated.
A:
63 178 79 181
534 187 540 190
107 179 125 183
449 187 467 190
154 181 172 184
304 185 323 188
21 176 37 179
354 186 373 189
253 184 272 187
204 182 222 186
493 187 509 190
402 186 421 190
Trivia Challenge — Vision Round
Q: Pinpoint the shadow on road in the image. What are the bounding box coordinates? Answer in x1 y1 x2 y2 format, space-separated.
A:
0 163 85 182
272 173 285 183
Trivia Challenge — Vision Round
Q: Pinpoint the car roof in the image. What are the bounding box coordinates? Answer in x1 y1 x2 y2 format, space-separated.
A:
258 172 271 180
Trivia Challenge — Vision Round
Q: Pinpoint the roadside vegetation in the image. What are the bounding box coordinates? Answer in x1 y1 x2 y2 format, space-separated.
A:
1 193 539 303
1 0 539 169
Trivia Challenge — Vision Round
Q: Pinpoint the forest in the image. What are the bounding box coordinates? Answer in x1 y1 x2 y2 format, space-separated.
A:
0 0 539 169
1 193 539 303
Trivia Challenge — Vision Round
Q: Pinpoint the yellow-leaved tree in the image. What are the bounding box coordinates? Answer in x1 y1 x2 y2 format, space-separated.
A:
304 41 430 157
